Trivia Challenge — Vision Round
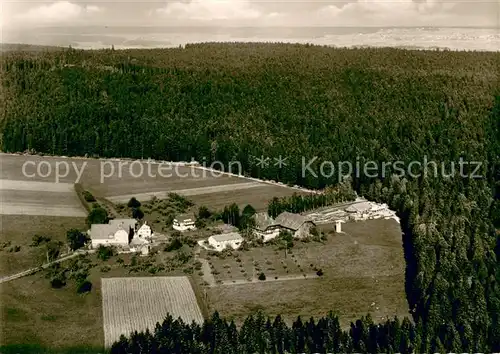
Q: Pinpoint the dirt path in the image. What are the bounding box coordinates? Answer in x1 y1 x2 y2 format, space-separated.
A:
199 258 216 287
193 245 216 287
218 273 319 287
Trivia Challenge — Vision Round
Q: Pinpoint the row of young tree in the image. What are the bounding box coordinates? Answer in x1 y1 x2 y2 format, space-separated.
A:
1 44 499 351
110 311 462 354
267 183 356 218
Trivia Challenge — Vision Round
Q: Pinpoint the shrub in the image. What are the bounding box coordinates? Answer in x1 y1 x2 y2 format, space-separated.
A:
316 269 324 276
67 229 89 251
83 190 96 202
100 265 111 272
127 197 141 208
183 267 194 274
31 234 51 247
165 237 183 252
258 272 266 281
132 207 144 219
50 276 66 289
97 245 114 261
86 206 108 226
77 280 92 294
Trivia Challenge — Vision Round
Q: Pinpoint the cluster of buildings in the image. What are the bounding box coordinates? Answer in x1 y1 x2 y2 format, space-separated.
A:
89 219 153 255
89 200 396 254
197 211 320 252
306 200 398 224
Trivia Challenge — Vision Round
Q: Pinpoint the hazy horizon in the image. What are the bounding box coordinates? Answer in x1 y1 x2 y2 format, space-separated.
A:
3 26 499 52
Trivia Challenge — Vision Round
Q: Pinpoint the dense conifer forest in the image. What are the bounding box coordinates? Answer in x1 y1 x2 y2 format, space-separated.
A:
1 43 499 352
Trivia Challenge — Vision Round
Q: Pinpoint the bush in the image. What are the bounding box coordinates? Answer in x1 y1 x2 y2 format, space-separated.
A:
197 206 212 219
132 207 144 219
258 272 266 281
31 234 51 247
86 206 108 226
165 237 183 252
97 245 114 261
100 265 111 272
127 197 141 208
67 229 89 251
77 280 92 294
83 190 96 202
50 276 66 289
316 269 324 276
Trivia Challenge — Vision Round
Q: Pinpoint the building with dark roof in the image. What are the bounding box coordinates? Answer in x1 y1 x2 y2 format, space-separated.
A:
252 211 316 242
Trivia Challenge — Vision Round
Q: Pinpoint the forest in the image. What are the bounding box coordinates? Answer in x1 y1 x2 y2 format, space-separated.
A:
110 311 448 354
1 43 499 352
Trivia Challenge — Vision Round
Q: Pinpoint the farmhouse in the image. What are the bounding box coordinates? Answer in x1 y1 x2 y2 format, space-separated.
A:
274 212 316 239
208 232 243 251
252 211 316 241
173 213 196 232
90 218 152 251
253 212 281 242
136 221 152 239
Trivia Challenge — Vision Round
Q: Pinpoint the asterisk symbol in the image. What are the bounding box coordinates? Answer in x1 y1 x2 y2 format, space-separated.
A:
254 155 270 169
274 155 288 168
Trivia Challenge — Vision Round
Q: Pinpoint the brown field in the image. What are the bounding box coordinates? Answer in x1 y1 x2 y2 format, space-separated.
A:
0 215 87 276
0 187 87 217
0 153 307 213
204 218 408 327
188 185 303 211
102 276 204 347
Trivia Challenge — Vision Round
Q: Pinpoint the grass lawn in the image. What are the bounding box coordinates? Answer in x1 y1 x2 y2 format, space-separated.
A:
203 218 409 327
0 272 104 350
0 215 87 276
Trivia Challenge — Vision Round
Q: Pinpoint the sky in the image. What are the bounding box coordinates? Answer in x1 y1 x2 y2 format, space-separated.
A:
1 0 498 29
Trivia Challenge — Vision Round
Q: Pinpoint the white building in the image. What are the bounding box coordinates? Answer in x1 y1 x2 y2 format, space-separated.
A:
173 214 196 232
90 219 152 251
334 220 345 233
136 222 152 239
90 220 135 249
208 232 243 251
345 202 372 214
253 213 281 242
